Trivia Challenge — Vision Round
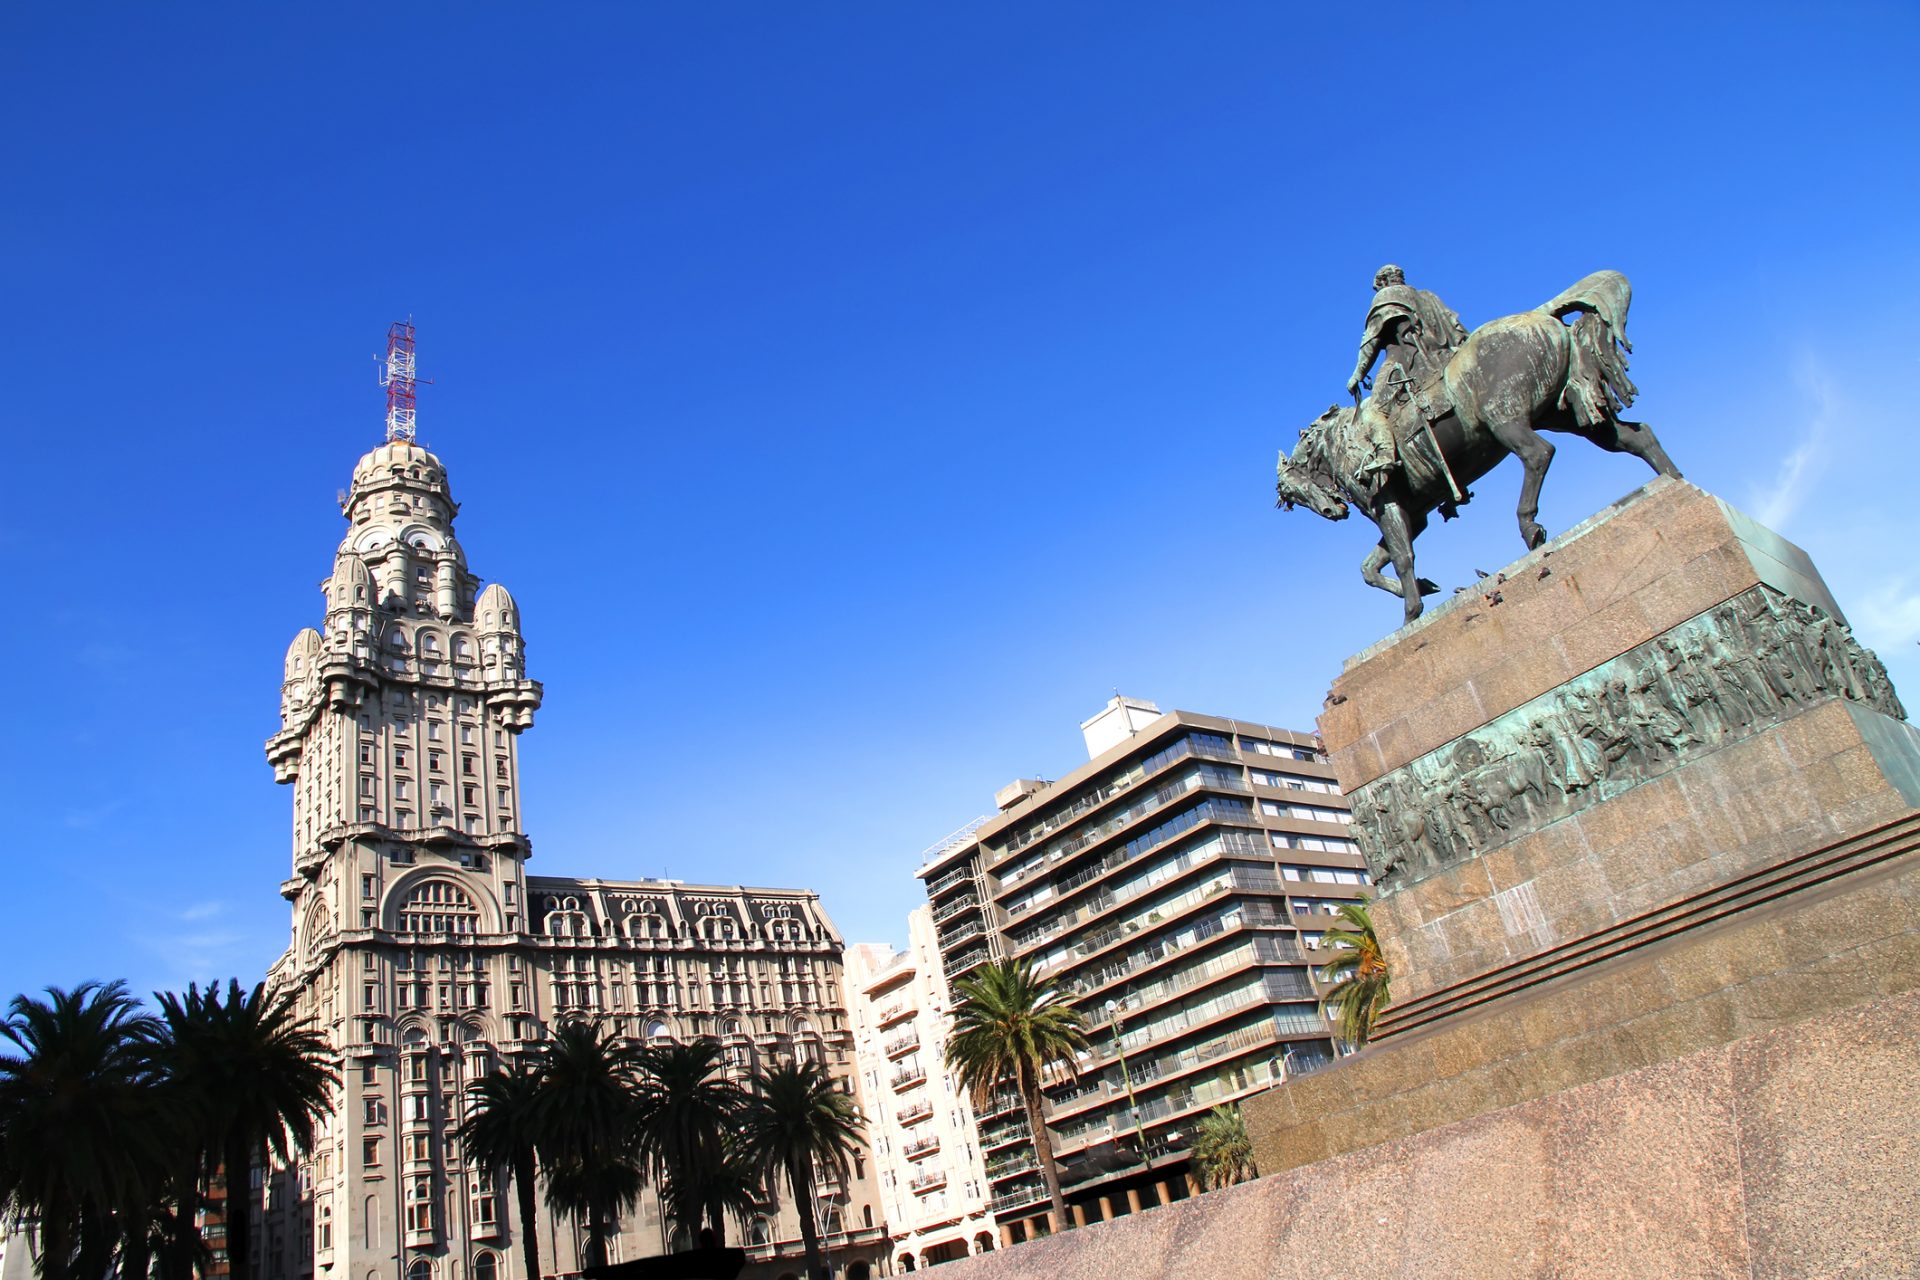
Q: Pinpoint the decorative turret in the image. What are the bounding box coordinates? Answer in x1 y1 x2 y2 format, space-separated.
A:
475 582 539 730
281 629 322 726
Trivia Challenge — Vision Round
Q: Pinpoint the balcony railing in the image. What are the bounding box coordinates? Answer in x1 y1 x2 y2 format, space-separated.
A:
927 864 975 897
988 1185 1046 1215
883 1031 920 1059
996 764 1252 892
890 1065 928 1091
937 918 985 950
932 892 981 924
943 945 990 976
984 1152 1037 1179
990 735 1242 870
876 1002 915 1029
908 1169 948 1195
897 1100 934 1126
902 1135 940 1161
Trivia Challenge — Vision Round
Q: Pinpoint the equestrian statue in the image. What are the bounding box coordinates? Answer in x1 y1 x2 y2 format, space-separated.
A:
1274 265 1682 624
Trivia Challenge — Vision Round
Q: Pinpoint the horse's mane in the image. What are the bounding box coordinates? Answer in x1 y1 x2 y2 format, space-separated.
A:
1293 409 1365 497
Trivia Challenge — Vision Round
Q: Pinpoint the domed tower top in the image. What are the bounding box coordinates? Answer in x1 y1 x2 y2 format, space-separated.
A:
342 441 457 530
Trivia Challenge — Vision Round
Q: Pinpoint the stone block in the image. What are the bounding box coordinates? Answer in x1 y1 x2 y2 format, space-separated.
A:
1551 594 1654 680
1545 1052 1750 1279
1399 1105 1554 1279
1731 990 1920 1280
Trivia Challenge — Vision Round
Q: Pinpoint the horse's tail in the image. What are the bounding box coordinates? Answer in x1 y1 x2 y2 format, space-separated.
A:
1537 269 1633 351
1538 270 1639 427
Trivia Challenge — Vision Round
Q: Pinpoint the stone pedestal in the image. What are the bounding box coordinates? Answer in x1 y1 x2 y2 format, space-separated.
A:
1245 478 1920 1177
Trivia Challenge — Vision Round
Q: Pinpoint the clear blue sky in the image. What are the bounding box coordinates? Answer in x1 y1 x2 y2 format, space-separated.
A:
3 4 1917 1002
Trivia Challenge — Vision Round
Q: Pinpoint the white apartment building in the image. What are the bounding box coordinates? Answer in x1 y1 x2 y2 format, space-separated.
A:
844 907 996 1271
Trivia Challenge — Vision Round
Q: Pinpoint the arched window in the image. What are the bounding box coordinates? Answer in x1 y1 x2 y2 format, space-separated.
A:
407 1261 432 1280
699 915 739 941
303 901 334 962
472 1254 496 1280
397 880 479 935
624 912 667 940
847 1263 872 1280
748 1217 771 1247
644 1018 672 1042
974 1232 995 1253
388 627 410 651
542 896 592 938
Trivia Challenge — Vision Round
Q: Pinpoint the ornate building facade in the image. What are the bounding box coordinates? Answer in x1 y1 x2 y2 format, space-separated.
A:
260 436 888 1280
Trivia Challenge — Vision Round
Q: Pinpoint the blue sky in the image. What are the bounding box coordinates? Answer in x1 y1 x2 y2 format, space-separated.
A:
3 4 1917 1002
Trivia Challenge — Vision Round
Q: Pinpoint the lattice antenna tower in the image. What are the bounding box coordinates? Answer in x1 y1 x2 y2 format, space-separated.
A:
380 319 426 443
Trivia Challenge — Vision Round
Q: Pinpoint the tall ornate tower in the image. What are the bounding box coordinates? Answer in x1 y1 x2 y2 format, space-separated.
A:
262 428 545 1280
258 332 888 1280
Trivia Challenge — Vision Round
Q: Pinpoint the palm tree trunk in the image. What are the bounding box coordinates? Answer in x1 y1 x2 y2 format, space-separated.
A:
704 1192 725 1248
786 1158 823 1280
512 1152 542 1280
586 1207 609 1271
221 1137 254 1280
164 1154 204 1280
1022 1081 1069 1232
122 1220 154 1280
39 1206 75 1280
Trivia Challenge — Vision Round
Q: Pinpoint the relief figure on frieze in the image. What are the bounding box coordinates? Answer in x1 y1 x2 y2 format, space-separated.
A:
1350 585 1909 891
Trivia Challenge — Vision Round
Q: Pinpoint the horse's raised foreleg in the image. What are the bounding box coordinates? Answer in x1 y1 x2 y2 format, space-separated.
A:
1361 542 1406 599
1378 502 1424 624
1486 417 1556 549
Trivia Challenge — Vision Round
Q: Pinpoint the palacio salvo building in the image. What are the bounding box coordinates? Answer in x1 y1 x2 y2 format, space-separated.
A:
258 428 889 1280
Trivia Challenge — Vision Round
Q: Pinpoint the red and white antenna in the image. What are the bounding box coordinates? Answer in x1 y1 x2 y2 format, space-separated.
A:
379 320 427 443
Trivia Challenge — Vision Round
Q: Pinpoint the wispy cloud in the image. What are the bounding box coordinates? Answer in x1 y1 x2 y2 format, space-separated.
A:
178 900 226 922
1749 354 1840 529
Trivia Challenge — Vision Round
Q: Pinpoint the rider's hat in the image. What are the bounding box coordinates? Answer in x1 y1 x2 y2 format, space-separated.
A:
1373 264 1405 289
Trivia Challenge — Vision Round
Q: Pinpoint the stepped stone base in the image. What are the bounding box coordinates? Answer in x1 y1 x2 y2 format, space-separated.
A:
930 984 1920 1280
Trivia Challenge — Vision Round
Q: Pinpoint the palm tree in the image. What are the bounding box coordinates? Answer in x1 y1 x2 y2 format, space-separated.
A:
532 1022 645 1269
630 1041 745 1245
944 958 1087 1232
0 982 171 1280
457 1058 549 1280
1317 900 1390 1048
1189 1105 1256 1190
657 1135 762 1251
156 980 336 1280
737 1060 862 1280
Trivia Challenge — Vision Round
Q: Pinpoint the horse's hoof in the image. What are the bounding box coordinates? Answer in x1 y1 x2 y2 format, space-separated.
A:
1523 522 1548 549
1416 577 1441 596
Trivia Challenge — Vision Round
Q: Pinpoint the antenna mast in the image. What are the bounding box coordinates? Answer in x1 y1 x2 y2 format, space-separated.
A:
380 320 423 443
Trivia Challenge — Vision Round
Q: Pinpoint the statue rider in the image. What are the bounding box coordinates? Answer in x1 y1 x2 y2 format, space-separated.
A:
1345 265 1470 497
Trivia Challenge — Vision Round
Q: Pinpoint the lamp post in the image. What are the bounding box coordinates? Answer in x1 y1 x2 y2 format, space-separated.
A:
1105 999 1151 1162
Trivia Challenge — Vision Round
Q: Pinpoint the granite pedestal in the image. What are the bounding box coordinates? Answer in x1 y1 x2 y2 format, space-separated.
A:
1244 478 1920 1182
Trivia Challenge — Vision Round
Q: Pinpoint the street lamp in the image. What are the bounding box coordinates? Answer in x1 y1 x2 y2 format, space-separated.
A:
1104 999 1150 1162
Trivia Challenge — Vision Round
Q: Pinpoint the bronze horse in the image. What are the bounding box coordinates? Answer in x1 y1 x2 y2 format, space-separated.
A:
1275 271 1682 624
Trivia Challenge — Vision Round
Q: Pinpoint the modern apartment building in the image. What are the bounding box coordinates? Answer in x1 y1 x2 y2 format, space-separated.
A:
844 907 996 1272
916 698 1368 1237
258 428 888 1280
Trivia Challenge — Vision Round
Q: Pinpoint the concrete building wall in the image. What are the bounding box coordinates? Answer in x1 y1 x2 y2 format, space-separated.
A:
845 909 998 1271
915 700 1370 1231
